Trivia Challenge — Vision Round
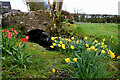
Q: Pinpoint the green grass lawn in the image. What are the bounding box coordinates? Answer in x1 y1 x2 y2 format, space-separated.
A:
2 42 71 78
74 23 119 42
74 23 120 55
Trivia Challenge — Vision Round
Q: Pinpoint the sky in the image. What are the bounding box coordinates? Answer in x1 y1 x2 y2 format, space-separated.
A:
0 0 120 15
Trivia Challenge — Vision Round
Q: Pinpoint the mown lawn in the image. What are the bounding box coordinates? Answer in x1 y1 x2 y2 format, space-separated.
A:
74 23 118 42
74 23 120 55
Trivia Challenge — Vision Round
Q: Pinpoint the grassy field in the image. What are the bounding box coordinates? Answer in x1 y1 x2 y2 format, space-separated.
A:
2 42 71 78
74 23 119 42
74 23 120 55
2 23 120 78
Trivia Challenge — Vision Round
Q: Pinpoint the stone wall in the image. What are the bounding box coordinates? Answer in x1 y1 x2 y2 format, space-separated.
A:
2 10 74 35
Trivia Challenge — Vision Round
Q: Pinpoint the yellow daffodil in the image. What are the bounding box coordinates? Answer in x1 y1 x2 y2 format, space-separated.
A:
105 45 107 48
62 44 65 46
52 43 56 46
87 48 91 51
110 52 115 59
86 44 89 47
101 50 105 54
102 38 105 42
98 42 100 45
112 41 114 43
50 45 54 48
73 58 77 62
59 37 61 39
101 46 104 48
68 39 71 42
62 44 65 49
71 45 74 49
91 46 95 50
108 49 112 54
54 40 56 42
76 40 79 44
62 46 65 49
65 58 70 63
65 38 68 41
59 41 63 44
101 42 104 46
52 69 55 73
111 36 113 39
71 37 74 40
95 44 98 47
94 40 98 43
84 37 87 40
55 37 58 39
94 49 97 52
117 56 120 59
58 44 61 47
51 37 55 41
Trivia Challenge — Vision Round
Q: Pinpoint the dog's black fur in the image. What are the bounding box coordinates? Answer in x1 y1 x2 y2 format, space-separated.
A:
27 29 52 49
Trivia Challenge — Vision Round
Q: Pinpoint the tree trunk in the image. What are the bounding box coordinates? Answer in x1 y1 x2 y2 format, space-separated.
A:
48 0 63 37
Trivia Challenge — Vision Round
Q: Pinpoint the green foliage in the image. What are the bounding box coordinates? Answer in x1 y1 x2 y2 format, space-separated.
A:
1 28 32 70
1 23 120 78
50 36 120 78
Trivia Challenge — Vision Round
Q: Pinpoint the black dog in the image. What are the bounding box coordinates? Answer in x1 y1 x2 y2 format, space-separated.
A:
27 29 51 48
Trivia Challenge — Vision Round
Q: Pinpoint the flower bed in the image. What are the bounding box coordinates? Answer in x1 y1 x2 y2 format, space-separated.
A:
50 36 120 78
2 28 32 69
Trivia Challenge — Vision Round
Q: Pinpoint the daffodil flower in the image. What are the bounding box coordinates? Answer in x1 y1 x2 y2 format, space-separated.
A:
86 44 89 47
51 37 55 41
87 48 91 51
110 52 115 59
101 50 105 54
71 45 74 49
91 46 95 50
50 45 54 48
73 58 77 62
52 69 56 73
84 37 87 40
71 37 74 40
117 56 120 59
52 43 56 46
59 41 63 44
65 58 70 63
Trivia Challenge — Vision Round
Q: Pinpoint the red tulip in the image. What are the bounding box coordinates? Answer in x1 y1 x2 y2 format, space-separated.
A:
2 30 5 32
15 32 18 35
6 34 11 39
11 28 14 31
26 36 29 40
21 38 28 43
6 30 9 33
65 16 67 19
9 32 12 36
14 30 17 33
